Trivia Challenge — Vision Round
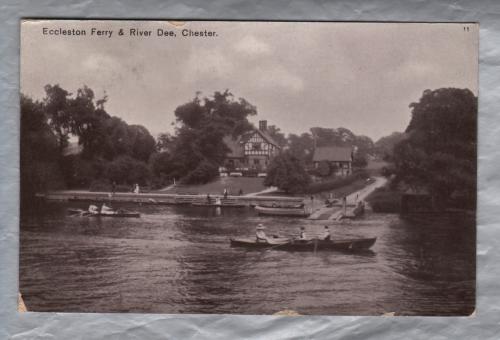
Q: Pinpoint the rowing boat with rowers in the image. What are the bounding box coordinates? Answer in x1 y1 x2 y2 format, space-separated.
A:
230 237 376 251
68 208 140 218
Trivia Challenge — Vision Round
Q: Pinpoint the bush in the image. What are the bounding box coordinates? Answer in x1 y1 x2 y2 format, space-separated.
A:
365 186 402 213
89 179 133 192
265 153 311 194
182 160 219 184
106 155 150 186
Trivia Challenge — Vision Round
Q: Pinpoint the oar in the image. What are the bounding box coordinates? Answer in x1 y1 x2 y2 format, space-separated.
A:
267 238 294 251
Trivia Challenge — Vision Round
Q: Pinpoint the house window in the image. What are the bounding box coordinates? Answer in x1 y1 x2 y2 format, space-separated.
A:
254 159 260 165
252 143 261 150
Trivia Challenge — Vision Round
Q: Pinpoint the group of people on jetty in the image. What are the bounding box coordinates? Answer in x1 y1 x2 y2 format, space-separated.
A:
255 224 331 243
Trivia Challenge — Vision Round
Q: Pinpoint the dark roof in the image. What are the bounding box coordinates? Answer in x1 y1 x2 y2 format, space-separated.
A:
256 129 281 148
240 129 281 148
313 146 352 162
223 125 282 158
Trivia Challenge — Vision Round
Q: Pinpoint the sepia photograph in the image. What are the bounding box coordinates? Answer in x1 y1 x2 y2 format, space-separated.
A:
19 20 477 316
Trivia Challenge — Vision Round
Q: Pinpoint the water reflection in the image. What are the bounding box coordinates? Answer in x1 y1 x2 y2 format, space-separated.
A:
20 202 475 315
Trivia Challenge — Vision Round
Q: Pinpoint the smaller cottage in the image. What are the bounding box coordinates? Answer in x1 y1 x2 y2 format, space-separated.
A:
312 146 353 176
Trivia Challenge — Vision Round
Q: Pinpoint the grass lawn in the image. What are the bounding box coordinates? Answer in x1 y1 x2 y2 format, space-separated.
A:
258 177 374 199
159 177 268 195
311 178 374 200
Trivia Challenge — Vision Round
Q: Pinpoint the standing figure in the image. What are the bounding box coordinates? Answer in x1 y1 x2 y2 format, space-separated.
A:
223 188 228 199
133 183 140 194
206 194 211 204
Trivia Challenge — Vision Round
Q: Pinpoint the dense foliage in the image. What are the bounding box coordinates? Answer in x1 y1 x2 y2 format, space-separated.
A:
392 88 477 208
151 90 257 184
374 132 406 161
20 95 65 202
264 153 311 193
286 127 374 167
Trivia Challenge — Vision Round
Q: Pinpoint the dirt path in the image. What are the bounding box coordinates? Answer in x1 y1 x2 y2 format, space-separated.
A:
308 176 387 220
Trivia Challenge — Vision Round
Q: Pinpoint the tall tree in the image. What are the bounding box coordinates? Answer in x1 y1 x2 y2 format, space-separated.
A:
375 132 406 160
266 125 287 148
43 84 72 151
171 90 257 183
20 94 64 201
287 132 314 162
393 88 477 206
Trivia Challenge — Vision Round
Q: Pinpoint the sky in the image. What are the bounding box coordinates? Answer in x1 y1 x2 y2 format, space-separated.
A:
21 20 478 141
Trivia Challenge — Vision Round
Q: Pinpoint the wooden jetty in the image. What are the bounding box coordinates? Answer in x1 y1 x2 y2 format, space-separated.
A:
37 191 304 207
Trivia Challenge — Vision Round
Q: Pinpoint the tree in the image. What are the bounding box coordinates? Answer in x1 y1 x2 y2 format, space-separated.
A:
20 94 65 202
287 132 314 162
375 132 406 160
267 125 287 148
43 84 72 151
127 125 156 162
169 90 257 183
310 127 374 167
393 88 477 207
106 155 150 185
264 153 311 193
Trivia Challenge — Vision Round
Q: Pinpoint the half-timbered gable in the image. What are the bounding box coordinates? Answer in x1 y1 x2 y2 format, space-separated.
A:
223 120 281 172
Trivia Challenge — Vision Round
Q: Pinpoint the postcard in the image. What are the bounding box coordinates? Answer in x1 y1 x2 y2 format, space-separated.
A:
19 20 477 315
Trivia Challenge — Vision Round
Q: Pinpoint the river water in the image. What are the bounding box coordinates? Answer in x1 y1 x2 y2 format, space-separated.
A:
20 202 475 315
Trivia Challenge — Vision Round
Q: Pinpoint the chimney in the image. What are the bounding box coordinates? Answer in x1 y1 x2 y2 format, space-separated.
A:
259 120 267 131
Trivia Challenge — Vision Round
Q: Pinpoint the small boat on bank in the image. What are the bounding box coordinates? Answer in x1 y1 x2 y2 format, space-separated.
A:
257 203 305 209
230 237 376 252
191 203 246 208
68 208 140 218
255 205 310 217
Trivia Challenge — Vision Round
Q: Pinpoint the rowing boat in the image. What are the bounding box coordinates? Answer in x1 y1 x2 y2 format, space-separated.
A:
191 203 246 208
68 209 140 218
230 237 376 251
254 205 310 217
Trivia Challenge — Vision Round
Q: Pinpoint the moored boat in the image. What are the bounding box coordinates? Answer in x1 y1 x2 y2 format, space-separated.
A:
230 237 376 252
191 203 246 208
255 205 310 217
68 208 140 218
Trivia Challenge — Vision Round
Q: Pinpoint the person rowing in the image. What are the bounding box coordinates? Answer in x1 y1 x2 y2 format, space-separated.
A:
88 204 99 215
100 203 114 215
255 224 269 243
298 226 309 241
321 225 331 241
